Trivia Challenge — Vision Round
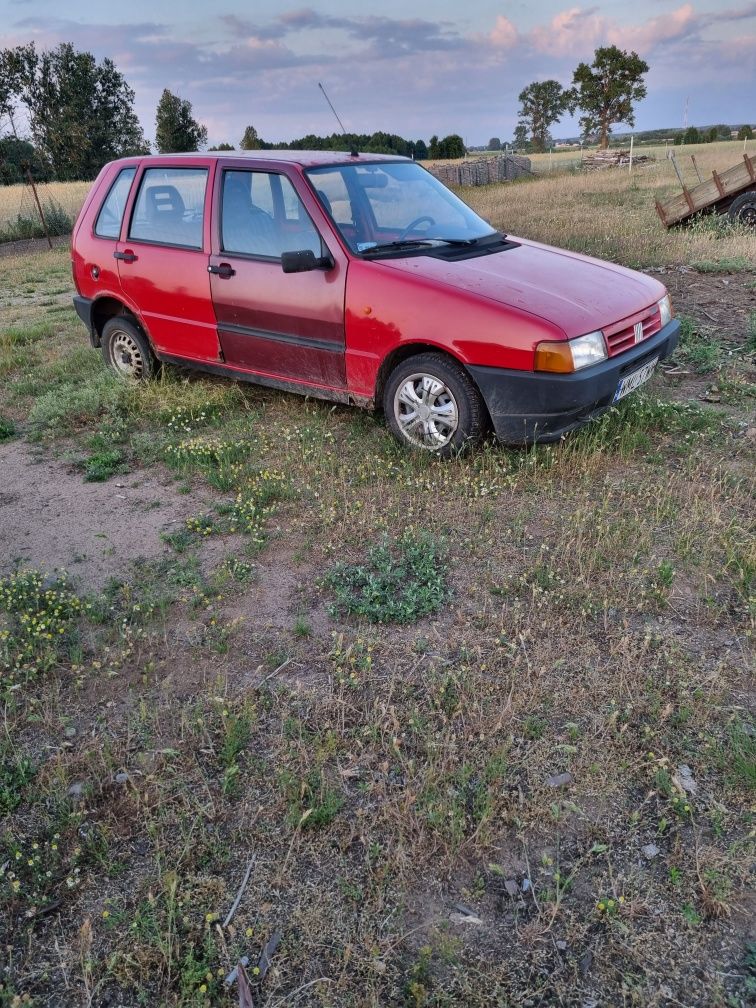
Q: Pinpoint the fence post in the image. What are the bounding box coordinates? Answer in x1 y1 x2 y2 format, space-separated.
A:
24 164 52 250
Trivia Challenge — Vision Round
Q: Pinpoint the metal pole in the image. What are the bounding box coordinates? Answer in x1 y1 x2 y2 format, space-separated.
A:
25 164 52 250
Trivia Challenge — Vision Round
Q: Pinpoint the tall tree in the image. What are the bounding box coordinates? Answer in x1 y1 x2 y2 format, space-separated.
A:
413 139 428 160
0 42 147 180
487 137 502 151
437 134 465 159
240 125 262 150
155 89 207 153
517 80 572 153
738 124 753 140
513 123 529 150
428 135 440 159
572 46 649 149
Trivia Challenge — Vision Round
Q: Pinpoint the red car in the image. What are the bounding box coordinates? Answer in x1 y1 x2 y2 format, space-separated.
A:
71 151 679 456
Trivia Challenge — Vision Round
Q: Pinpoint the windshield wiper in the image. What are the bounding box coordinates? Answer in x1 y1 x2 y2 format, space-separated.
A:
361 236 481 255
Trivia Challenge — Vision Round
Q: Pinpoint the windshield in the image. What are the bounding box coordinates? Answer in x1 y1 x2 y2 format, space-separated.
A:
305 161 497 254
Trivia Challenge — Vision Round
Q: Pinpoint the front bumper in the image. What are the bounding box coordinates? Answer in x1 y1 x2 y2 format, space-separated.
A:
467 318 680 445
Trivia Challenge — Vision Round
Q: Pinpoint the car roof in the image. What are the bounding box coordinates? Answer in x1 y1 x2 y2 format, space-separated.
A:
136 150 411 168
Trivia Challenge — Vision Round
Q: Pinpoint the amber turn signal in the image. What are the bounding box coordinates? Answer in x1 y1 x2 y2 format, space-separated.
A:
534 342 574 373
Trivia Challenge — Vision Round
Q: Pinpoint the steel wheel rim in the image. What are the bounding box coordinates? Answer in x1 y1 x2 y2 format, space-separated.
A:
394 372 459 450
738 202 756 226
110 329 144 379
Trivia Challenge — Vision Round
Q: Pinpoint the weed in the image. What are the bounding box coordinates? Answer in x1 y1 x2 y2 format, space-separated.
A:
280 769 344 830
0 751 35 816
0 569 85 690
691 256 755 274
676 315 721 373
323 530 449 624
0 414 14 441
83 447 128 482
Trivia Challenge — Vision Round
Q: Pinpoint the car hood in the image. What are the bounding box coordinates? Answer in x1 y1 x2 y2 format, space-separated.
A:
380 236 665 338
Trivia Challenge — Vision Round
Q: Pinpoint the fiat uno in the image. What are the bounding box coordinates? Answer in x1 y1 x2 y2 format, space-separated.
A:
71 151 680 456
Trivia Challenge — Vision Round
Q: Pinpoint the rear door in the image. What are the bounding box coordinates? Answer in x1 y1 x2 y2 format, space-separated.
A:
115 162 221 362
208 166 347 389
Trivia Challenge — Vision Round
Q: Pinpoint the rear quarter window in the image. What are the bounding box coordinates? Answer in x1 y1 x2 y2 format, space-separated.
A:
94 167 136 239
129 167 208 249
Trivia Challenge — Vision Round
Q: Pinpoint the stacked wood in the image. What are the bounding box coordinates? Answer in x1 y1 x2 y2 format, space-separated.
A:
428 154 532 187
583 149 655 170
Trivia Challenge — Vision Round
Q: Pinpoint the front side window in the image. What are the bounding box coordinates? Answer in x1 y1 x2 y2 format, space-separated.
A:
129 167 208 249
94 167 136 239
306 161 496 253
221 170 322 259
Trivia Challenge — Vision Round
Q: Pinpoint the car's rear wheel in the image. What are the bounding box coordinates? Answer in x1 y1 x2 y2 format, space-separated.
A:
102 317 157 381
383 352 486 457
728 190 756 226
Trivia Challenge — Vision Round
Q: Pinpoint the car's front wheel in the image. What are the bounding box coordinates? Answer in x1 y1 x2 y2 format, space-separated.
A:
102 317 157 381
383 352 487 457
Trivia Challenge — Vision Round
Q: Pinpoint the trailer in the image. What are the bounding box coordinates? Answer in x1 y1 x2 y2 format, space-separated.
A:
655 153 756 228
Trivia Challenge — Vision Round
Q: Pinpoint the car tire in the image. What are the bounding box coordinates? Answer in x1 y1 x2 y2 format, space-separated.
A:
102 317 157 381
383 352 487 457
728 190 756 226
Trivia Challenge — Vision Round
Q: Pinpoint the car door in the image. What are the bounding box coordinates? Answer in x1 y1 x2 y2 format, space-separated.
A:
208 166 347 389
115 162 221 362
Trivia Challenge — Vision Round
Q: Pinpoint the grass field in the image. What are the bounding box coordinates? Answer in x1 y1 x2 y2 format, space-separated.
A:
0 155 754 1007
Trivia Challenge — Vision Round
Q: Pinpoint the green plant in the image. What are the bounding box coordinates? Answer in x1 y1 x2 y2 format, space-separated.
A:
323 530 450 624
0 415 14 441
83 447 128 482
280 769 344 830
0 569 85 689
0 752 35 816
676 315 721 373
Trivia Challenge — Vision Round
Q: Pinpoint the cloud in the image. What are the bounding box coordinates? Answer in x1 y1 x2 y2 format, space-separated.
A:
1 4 753 147
527 5 700 57
490 16 518 49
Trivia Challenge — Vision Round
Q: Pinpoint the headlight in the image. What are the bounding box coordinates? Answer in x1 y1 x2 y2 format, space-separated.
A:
535 330 607 373
658 294 672 327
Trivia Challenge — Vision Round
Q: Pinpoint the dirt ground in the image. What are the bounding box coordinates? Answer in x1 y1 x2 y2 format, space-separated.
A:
0 439 220 590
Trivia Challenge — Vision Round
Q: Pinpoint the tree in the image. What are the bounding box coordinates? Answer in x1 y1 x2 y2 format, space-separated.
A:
413 139 428 160
0 42 148 180
572 46 649 149
487 137 502 151
683 126 700 145
209 142 235 150
0 135 50 185
428 135 440 159
240 125 262 150
738 124 754 140
437 134 465 159
513 124 529 151
155 89 207 153
517 80 572 153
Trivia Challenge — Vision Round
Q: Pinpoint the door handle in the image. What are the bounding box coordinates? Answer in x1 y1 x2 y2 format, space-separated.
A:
114 250 138 263
208 263 235 278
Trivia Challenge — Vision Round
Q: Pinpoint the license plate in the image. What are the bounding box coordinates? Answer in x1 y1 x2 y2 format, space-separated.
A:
613 356 659 402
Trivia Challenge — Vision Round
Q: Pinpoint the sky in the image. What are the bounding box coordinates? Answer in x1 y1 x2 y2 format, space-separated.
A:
1 1 754 147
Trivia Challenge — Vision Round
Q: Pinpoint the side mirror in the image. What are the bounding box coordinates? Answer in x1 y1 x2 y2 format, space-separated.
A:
281 250 334 274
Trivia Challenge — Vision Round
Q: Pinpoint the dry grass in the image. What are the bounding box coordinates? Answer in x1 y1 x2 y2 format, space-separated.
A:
0 160 754 1008
464 140 756 268
0 180 92 231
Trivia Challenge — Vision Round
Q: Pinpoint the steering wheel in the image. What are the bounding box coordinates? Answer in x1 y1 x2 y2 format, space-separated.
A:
397 215 435 241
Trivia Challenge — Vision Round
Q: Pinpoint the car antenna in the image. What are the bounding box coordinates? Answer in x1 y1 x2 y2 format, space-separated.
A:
318 82 359 157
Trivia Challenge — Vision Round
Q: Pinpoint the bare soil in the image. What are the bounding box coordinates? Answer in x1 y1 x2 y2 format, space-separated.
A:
0 439 216 589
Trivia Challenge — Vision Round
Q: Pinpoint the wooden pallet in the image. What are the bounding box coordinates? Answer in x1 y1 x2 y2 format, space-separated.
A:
655 153 756 227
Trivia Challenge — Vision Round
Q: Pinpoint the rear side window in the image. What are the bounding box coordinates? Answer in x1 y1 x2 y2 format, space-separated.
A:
221 170 322 258
94 167 136 238
129 167 208 249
